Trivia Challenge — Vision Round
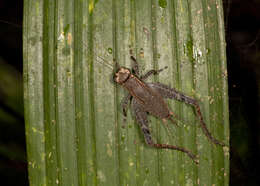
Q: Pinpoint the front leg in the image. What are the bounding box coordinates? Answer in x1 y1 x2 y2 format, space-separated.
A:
121 93 132 117
148 83 226 147
130 56 140 76
132 98 198 164
141 66 168 81
129 49 140 76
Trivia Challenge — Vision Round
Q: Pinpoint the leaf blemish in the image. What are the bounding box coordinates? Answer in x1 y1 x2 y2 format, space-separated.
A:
108 131 113 144
89 0 94 14
158 0 167 8
58 32 65 41
67 33 72 45
97 170 106 182
106 144 112 157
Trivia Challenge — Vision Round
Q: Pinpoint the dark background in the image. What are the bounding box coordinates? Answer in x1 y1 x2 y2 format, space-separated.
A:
0 0 259 185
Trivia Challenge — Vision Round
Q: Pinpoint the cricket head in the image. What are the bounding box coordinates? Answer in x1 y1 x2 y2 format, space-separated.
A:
114 67 131 84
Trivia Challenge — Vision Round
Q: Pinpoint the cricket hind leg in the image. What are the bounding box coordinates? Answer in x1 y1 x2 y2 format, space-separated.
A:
132 98 198 164
147 83 227 147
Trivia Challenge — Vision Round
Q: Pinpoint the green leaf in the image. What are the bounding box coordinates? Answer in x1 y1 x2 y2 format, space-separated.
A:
23 0 229 185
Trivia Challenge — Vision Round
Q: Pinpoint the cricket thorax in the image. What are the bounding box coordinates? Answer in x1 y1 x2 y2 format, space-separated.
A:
114 67 131 84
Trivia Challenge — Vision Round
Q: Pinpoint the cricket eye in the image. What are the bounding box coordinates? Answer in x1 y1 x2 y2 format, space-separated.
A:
113 73 119 83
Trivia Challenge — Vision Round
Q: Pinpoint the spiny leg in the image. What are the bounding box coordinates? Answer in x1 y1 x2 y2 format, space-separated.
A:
141 66 168 81
121 93 132 117
165 114 179 127
132 98 198 163
129 50 167 78
148 83 227 147
130 56 140 76
129 49 140 76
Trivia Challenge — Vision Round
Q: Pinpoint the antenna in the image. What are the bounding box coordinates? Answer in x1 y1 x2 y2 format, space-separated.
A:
81 42 117 70
96 56 114 70
0 20 22 28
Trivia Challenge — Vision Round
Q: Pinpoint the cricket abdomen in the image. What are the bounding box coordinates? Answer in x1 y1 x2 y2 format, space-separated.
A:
122 75 170 119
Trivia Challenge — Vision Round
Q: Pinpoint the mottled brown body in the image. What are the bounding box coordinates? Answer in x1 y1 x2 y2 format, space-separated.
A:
113 55 226 164
122 74 170 119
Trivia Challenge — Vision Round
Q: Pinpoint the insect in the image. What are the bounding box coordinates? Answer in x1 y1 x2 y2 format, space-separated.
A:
113 52 226 164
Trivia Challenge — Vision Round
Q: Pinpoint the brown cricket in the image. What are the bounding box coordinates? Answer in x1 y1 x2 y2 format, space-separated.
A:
113 55 226 164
